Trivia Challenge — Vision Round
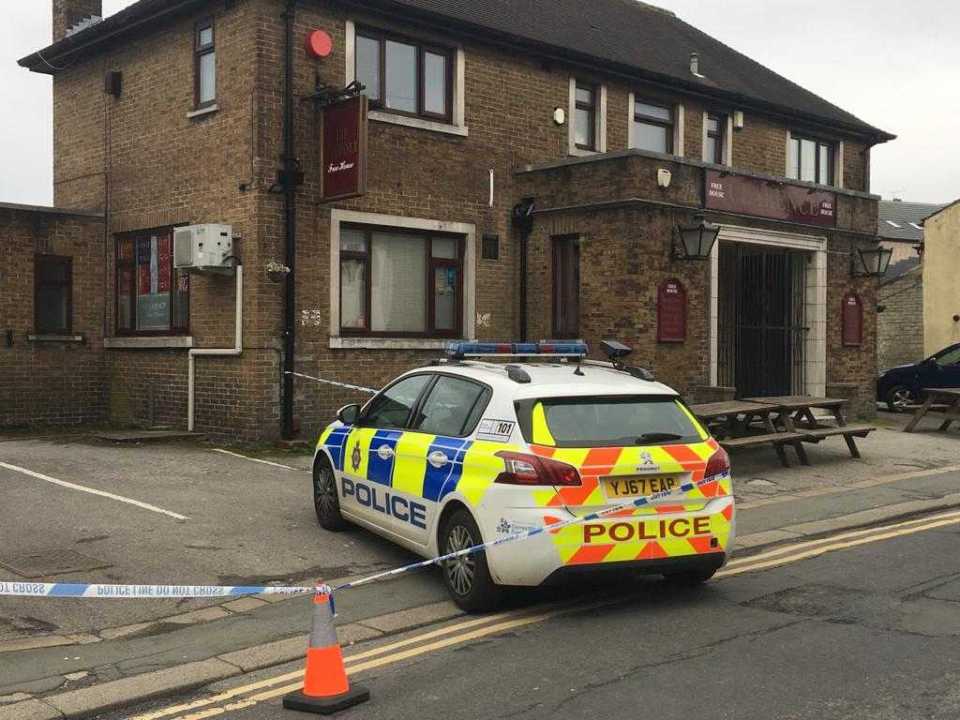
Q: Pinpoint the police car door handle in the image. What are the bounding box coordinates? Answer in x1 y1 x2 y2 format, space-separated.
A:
428 451 450 469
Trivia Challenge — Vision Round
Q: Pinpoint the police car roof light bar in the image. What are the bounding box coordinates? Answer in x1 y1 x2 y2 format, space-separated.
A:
446 341 588 360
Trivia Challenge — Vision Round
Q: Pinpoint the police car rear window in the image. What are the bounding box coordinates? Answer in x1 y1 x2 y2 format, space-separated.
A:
517 396 705 448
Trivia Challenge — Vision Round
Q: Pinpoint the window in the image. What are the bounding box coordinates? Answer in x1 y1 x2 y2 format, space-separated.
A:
340 226 463 337
934 346 960 367
362 374 432 429
195 18 215 108
521 397 704 449
788 134 834 185
355 28 452 121
34 256 72 335
631 99 673 154
413 376 491 437
705 113 725 164
116 228 190 335
574 82 597 151
552 236 580 338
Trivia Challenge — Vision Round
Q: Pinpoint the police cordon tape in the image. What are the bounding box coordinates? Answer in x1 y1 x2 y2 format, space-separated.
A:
284 370 378 395
0 470 726 602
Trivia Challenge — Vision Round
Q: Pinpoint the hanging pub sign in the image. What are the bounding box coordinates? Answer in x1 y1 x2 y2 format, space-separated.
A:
842 292 863 347
705 169 836 227
321 95 368 202
657 278 687 343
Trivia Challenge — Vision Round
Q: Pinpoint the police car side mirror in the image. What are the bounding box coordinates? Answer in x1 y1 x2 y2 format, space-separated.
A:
337 404 361 426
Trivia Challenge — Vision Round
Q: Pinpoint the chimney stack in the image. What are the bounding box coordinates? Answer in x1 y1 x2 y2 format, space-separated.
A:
53 0 102 42
689 52 702 78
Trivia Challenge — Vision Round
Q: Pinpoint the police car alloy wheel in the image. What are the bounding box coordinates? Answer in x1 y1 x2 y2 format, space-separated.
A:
440 509 502 612
314 455 348 531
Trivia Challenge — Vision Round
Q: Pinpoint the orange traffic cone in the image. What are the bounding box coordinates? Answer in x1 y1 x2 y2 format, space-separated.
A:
283 588 370 715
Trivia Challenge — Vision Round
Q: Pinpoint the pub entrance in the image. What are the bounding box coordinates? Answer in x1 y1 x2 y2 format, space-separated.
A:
717 244 808 398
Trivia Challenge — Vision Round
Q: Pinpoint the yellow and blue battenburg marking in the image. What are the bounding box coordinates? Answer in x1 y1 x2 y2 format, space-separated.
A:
321 426 352 472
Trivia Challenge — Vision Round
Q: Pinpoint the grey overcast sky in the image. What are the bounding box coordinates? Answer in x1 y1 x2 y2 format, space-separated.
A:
2 0 958 205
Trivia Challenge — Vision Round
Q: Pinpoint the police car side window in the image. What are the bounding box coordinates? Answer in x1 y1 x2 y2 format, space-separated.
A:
413 376 491 437
361 375 432 429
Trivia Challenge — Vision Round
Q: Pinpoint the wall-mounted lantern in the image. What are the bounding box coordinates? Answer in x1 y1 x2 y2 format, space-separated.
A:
673 215 720 260
850 245 893 278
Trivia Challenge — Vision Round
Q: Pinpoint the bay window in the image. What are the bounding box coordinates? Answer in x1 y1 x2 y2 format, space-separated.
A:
340 226 463 337
355 28 452 122
116 228 190 335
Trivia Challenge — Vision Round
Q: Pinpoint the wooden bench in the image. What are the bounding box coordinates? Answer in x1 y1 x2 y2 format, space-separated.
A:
720 431 809 468
801 424 876 459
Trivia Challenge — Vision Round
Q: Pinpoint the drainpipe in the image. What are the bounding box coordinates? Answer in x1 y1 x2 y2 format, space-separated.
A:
512 199 536 341
188 266 243 432
281 0 298 439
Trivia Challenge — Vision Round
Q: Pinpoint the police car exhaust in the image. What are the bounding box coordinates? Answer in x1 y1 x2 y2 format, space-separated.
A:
313 340 736 611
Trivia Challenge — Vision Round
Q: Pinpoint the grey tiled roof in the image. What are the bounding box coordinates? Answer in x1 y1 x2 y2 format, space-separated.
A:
19 0 893 140
878 200 945 242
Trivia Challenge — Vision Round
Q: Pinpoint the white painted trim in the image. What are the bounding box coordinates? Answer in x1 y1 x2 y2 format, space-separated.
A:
701 111 709 163
568 78 578 156
345 21 467 136
725 115 734 166
330 337 456 350
708 225 828 397
369 111 469 137
105 336 194 349
329 210 477 345
598 85 608 153
627 92 635 149
836 141 845 189
674 104 684 157
186 104 218 120
785 129 793 177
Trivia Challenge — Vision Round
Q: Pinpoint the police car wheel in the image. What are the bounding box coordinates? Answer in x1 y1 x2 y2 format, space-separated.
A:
313 456 348 531
440 509 502 612
662 566 718 586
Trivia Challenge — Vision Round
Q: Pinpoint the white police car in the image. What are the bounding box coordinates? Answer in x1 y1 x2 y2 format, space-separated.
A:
313 341 735 611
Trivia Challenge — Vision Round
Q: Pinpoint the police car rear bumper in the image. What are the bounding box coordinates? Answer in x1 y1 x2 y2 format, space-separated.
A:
540 552 727 586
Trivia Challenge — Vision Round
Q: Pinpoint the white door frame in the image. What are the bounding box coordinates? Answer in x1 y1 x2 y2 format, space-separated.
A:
708 224 828 397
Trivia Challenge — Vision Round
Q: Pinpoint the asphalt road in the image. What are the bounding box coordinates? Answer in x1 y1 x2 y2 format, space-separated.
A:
100 512 960 720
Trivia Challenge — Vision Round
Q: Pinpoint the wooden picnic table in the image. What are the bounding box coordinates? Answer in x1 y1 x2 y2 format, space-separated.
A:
904 388 960 433
745 395 875 459
689 400 808 468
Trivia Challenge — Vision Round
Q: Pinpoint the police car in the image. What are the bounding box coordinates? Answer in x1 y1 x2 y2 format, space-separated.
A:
312 341 735 611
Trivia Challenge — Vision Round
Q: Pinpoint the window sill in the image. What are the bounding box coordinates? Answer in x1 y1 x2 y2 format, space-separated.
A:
104 336 194 350
569 147 599 158
187 104 219 120
330 336 460 351
368 111 468 137
28 334 84 344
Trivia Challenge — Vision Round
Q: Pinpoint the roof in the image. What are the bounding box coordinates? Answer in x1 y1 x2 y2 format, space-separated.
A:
0 201 103 219
923 197 960 224
881 256 921 284
19 0 893 142
877 200 945 241
411 361 678 399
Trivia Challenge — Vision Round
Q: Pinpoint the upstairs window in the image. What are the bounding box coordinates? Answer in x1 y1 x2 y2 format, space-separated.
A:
705 113 725 164
574 82 597 151
789 134 835 185
195 18 216 108
355 29 452 121
631 99 673 154
340 226 463 337
116 229 190 335
34 255 72 335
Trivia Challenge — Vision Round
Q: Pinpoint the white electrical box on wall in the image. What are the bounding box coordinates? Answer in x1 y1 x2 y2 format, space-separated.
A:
174 224 234 271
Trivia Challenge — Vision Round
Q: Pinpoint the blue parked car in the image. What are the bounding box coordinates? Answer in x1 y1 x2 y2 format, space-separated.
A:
877 343 960 412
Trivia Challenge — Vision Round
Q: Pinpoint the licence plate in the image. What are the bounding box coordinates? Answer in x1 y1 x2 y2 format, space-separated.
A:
604 476 679 498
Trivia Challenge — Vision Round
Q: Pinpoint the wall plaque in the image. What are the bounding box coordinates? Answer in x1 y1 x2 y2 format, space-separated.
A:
321 95 368 202
842 292 863 347
657 278 687 343
705 169 836 227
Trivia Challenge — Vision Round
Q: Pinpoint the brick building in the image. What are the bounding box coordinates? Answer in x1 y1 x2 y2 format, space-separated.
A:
11 0 894 439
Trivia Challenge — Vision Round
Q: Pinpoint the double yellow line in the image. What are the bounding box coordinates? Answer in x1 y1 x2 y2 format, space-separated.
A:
132 507 960 720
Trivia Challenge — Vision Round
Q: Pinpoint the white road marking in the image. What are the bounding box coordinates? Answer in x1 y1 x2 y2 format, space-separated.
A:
0 461 189 520
211 449 301 472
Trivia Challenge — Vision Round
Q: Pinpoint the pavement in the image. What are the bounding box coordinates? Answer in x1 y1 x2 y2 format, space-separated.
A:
1 409 958 718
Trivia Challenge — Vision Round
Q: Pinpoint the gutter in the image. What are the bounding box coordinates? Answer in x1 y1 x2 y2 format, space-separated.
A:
281 0 298 439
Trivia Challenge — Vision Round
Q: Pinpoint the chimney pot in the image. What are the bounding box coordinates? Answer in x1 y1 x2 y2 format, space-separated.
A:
53 0 103 43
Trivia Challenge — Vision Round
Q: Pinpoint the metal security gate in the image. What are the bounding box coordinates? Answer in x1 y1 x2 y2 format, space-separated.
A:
718 244 807 398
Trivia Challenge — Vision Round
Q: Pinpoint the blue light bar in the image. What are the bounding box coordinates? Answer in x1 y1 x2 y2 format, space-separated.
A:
446 340 589 360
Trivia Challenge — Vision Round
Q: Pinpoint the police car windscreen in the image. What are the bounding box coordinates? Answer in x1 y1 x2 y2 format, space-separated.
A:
536 397 703 448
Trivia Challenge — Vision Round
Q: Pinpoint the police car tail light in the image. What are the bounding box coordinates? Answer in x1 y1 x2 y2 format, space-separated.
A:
494 451 581 487
704 447 731 481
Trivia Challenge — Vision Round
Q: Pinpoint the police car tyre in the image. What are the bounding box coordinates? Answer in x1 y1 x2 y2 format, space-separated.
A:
440 509 503 612
662 565 718 586
314 455 349 531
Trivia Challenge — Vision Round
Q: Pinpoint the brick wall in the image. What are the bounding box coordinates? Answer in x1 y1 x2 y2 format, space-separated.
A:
878 270 924 370
0 206 106 428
